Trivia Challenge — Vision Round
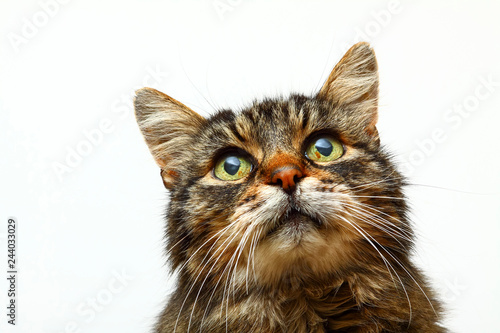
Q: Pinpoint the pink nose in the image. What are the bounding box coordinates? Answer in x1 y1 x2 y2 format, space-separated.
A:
271 167 303 191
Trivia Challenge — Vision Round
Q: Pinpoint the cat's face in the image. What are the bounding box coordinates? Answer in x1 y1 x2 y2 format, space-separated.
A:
135 42 410 287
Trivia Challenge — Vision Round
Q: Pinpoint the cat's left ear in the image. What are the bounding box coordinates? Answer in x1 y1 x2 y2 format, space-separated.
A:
134 87 206 189
317 42 379 140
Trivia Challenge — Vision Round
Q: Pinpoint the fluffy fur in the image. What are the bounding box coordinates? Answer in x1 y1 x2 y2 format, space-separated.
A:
134 42 445 332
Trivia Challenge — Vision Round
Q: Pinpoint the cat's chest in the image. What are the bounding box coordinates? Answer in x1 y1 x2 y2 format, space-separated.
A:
216 282 358 333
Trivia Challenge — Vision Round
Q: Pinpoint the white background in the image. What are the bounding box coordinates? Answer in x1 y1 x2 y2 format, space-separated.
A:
1 1 499 332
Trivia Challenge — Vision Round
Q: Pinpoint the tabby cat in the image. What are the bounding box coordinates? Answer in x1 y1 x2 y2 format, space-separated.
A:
134 42 445 332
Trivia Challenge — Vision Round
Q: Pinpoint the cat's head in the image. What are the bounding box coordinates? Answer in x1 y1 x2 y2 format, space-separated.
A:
134 42 410 287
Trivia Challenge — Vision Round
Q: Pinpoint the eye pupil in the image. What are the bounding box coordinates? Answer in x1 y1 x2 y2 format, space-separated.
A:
315 138 333 157
224 156 241 175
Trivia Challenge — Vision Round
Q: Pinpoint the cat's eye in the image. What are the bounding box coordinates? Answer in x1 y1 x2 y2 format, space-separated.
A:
214 154 253 181
305 136 344 162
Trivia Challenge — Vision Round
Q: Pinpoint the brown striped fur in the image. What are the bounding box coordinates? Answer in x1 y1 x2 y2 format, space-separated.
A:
134 42 445 332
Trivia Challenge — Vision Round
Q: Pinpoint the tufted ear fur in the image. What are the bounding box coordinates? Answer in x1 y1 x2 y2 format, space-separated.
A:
317 42 379 140
134 87 206 189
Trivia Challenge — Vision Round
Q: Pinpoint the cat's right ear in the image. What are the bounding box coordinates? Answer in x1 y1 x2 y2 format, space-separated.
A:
134 87 206 189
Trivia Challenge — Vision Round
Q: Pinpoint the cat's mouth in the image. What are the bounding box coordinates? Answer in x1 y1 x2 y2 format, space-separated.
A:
267 208 322 237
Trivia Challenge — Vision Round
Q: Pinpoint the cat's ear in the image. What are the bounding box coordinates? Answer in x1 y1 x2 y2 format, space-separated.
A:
317 42 379 139
134 87 205 189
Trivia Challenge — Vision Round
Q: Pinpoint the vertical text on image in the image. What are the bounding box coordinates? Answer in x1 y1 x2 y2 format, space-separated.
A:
6 217 18 325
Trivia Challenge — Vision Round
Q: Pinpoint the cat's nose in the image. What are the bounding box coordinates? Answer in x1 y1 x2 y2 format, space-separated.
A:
270 166 303 192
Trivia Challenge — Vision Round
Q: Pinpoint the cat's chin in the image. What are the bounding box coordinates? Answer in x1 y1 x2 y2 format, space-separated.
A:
252 220 352 286
266 208 321 244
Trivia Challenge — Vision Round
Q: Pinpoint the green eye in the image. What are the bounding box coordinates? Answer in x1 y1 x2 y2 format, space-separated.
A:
305 136 344 162
214 154 253 181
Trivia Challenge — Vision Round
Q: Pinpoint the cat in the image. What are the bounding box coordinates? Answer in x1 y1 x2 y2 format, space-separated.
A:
134 42 445 333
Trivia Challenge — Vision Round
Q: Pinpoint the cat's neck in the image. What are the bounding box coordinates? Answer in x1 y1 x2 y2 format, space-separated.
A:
195 269 395 333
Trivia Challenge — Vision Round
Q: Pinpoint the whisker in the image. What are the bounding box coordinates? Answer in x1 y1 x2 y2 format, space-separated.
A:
349 195 406 201
197 222 263 331
175 217 233 279
175 219 239 333
346 210 411 250
342 202 412 243
344 174 404 193
341 210 438 321
169 211 235 274
164 233 190 257
185 225 243 333
246 226 262 293
406 182 493 195
336 215 413 324
226 223 254 307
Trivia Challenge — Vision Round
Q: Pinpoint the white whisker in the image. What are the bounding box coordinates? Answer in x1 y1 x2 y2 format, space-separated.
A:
336 215 413 324
175 219 240 333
